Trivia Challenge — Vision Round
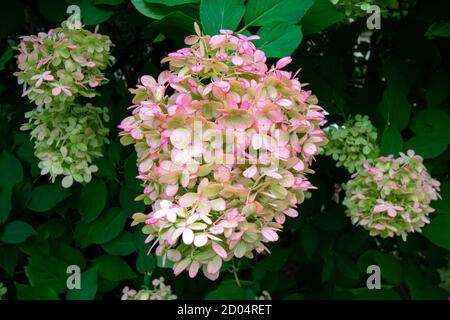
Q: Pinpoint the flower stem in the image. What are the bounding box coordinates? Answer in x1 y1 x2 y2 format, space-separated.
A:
232 258 241 288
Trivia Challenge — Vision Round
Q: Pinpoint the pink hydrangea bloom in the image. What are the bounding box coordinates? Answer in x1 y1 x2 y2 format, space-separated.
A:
120 23 328 279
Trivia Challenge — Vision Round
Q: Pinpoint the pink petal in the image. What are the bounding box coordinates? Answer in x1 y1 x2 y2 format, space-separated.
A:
261 228 279 242
212 242 228 259
285 208 299 218
275 56 292 69
243 165 257 178
188 261 200 278
182 228 194 245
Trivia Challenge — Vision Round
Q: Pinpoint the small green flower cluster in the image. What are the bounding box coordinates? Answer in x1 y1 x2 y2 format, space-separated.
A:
331 0 404 19
439 259 450 293
323 114 379 173
121 277 177 300
343 150 441 240
15 20 113 187
14 21 114 107
21 104 109 188
0 282 6 300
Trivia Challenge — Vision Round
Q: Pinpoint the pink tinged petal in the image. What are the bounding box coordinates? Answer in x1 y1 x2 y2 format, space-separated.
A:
202 267 220 281
144 234 154 244
167 249 181 262
212 242 228 259
275 56 292 69
173 258 191 276
373 224 385 231
276 99 292 107
293 159 305 171
261 228 279 242
200 215 213 224
51 86 61 96
182 228 194 245
243 165 257 178
285 208 299 218
210 198 226 211
303 142 317 155
160 200 172 209
266 171 282 179
165 184 179 197
166 210 177 222
62 87 72 96
179 192 199 208
197 200 211 216
207 256 222 274
188 261 200 278
387 208 397 218
194 234 208 247
141 75 156 87
42 72 54 81
209 225 224 235
186 213 199 225
171 227 185 242
373 204 387 213
231 56 243 66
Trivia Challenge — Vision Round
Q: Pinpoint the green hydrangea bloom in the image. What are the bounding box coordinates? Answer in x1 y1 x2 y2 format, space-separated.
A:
14 20 114 107
343 150 441 240
21 103 109 188
323 114 379 173
439 260 450 293
0 282 6 300
121 277 177 300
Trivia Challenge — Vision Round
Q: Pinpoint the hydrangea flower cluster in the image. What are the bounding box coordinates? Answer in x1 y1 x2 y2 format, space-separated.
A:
14 20 114 107
342 150 441 240
21 103 109 187
439 259 450 293
119 24 328 279
121 277 177 300
15 20 113 187
0 283 6 300
323 114 379 173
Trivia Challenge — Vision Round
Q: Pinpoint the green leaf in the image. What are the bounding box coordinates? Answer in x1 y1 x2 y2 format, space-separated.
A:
373 252 402 285
93 255 136 282
426 71 450 108
0 189 12 225
301 0 343 35
134 230 156 273
26 255 69 294
102 231 136 256
426 21 450 37
1 220 36 244
244 0 315 27
378 60 411 130
380 127 403 156
0 151 23 190
407 108 450 158
423 214 450 250
300 225 318 260
0 246 18 276
27 184 71 212
67 267 98 300
120 186 145 216
200 0 245 35
15 284 59 300
132 0 197 20
89 208 127 245
59 244 86 270
322 257 334 282
75 0 115 25
254 23 302 58
335 255 359 281
205 280 246 299
433 181 450 214
0 45 13 70
144 0 198 5
78 178 107 223
404 135 448 159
